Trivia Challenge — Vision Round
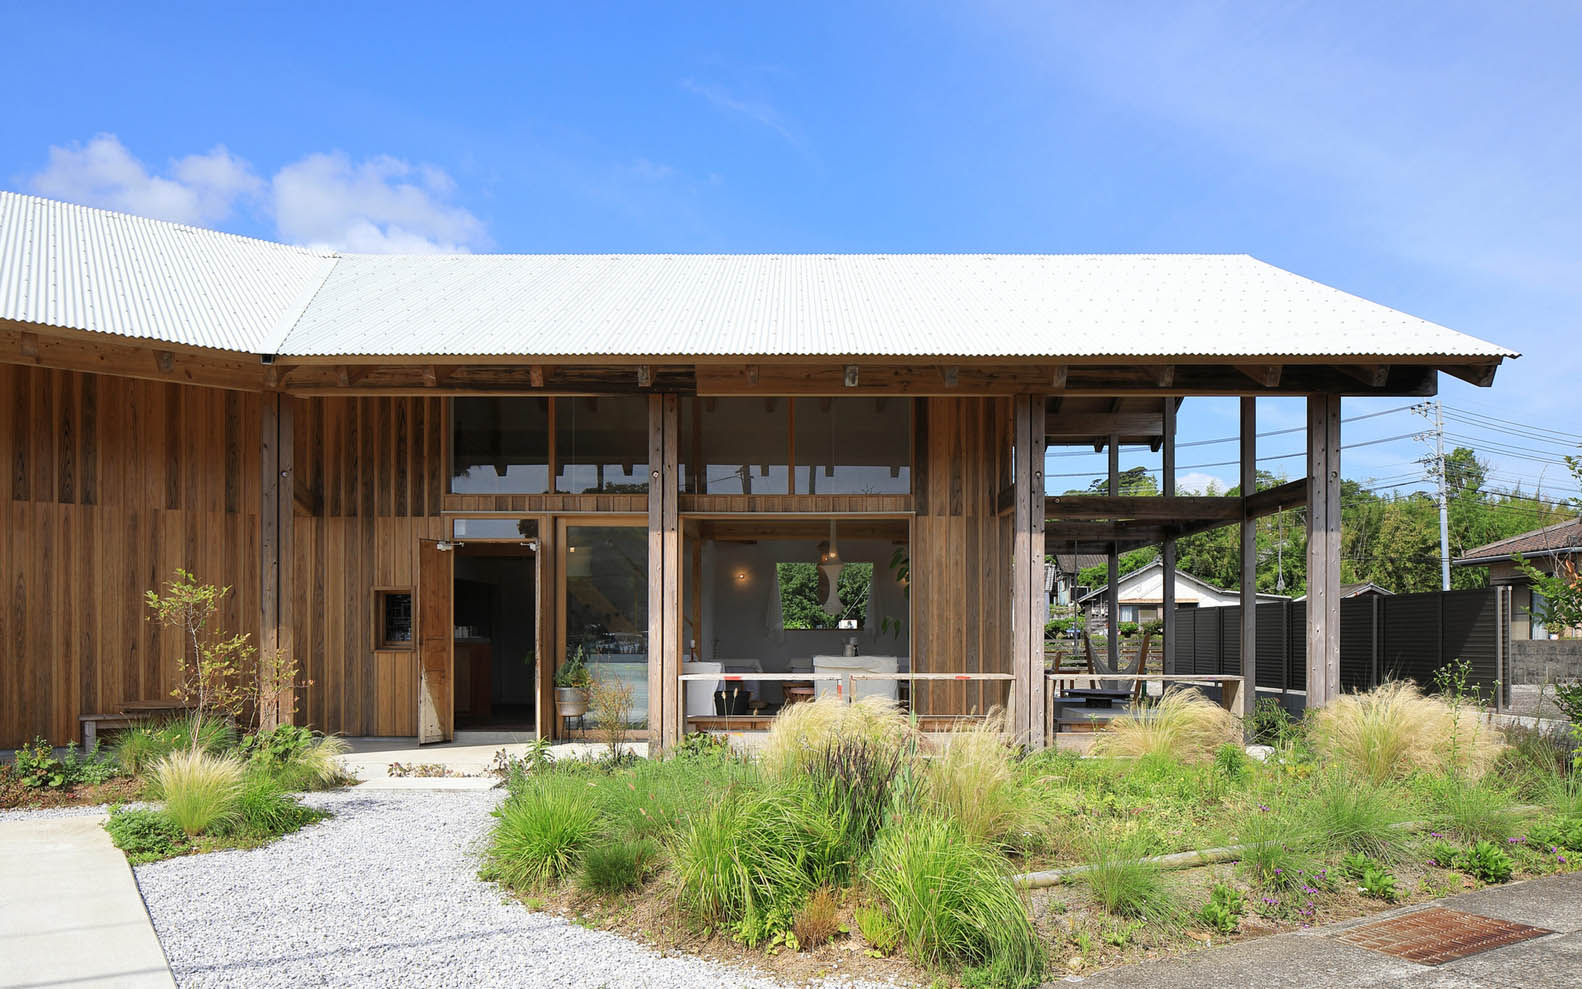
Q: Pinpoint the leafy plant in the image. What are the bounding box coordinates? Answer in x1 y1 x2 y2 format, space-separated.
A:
866 813 1044 989
1249 697 1300 747
1198 882 1243 933
60 742 122 786
1091 688 1240 765
1424 838 1462 868
855 903 902 956
575 837 658 896
12 738 65 789
104 807 189 863
1213 742 1251 781
145 569 257 732
483 774 603 889
1457 840 1514 883
554 645 592 690
1527 817 1582 853
152 748 244 836
1359 863 1398 901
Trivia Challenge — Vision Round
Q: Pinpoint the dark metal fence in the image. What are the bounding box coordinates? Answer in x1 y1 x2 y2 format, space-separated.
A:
1169 588 1511 706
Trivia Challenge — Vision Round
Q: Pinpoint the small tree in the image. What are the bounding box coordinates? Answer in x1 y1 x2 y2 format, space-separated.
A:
587 666 635 764
145 569 258 740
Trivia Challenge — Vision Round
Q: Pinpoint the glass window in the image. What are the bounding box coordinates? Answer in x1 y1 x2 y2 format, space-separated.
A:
376 590 413 649
793 397 910 495
554 397 649 494
776 561 873 630
681 398 790 494
564 525 649 728
450 398 550 494
452 517 538 541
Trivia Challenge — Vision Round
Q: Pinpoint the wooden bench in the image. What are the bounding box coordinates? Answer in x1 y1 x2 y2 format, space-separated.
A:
79 702 184 749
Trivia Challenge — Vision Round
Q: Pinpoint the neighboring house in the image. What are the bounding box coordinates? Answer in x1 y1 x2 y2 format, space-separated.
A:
0 191 1515 749
1045 553 1105 610
1454 518 1582 639
1076 561 1290 632
1293 582 1394 602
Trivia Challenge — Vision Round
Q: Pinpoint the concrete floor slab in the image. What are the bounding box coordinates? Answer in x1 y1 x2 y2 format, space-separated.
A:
0 815 174 989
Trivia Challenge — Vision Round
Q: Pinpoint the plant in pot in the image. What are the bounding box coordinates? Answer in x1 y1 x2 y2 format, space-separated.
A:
554 646 592 718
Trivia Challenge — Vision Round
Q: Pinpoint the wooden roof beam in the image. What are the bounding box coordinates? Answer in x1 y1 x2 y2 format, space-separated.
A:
1046 494 1243 523
1336 363 1389 388
1442 362 1499 388
1237 363 1283 388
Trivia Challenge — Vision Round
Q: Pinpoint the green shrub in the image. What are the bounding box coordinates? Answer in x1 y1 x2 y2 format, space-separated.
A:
104 807 189 863
576 837 659 896
484 774 603 889
1457 840 1514 883
12 738 66 788
1198 882 1243 933
1419 774 1519 842
1080 833 1182 924
1301 777 1410 861
670 785 817 946
866 813 1044 989
238 726 348 791
855 903 902 955
153 748 244 836
222 772 323 839
61 742 123 786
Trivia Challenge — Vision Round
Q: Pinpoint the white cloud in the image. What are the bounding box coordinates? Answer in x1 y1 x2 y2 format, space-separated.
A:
1176 471 1230 495
27 136 489 254
271 152 488 253
29 133 261 225
681 78 819 167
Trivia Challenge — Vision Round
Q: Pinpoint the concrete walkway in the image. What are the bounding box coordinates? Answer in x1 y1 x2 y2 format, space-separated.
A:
1080 872 1582 988
0 815 174 989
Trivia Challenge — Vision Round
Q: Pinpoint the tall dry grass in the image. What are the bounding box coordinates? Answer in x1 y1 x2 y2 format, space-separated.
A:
924 713 1051 850
1090 688 1240 764
760 694 915 779
152 748 244 836
1308 681 1503 783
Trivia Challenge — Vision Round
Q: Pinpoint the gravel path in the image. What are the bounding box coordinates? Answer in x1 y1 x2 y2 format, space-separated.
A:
133 787 889 989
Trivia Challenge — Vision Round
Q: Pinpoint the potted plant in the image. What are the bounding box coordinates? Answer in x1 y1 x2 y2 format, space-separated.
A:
554 646 591 718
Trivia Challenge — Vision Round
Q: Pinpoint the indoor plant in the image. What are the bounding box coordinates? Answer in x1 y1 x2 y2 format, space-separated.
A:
554 646 592 718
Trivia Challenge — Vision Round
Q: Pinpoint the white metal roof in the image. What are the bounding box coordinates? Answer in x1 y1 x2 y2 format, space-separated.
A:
0 191 336 352
0 193 1518 362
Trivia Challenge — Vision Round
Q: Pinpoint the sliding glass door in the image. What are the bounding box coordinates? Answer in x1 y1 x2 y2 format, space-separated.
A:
558 520 649 731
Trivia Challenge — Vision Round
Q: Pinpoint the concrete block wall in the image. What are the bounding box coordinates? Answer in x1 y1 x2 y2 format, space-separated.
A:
1509 639 1582 684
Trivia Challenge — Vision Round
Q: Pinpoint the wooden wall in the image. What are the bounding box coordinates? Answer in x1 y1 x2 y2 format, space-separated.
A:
910 397 1014 715
290 397 446 737
0 365 261 747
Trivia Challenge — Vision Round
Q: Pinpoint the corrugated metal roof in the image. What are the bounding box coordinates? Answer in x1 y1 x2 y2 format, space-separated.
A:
0 191 336 352
0 193 1519 361
275 252 1518 359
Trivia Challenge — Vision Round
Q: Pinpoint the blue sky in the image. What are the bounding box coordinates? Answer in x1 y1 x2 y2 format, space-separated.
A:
4 1 1578 500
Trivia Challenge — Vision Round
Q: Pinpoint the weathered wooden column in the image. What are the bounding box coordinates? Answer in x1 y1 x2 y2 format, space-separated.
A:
1238 397 1258 722
1305 394 1342 706
647 394 682 751
1161 401 1178 675
258 392 294 729
1106 432 1121 671
1011 394 1047 746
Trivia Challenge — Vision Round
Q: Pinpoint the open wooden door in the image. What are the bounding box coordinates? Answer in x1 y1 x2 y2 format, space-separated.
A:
418 538 454 744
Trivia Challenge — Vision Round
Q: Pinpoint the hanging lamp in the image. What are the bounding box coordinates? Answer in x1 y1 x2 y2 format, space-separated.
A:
819 518 845 615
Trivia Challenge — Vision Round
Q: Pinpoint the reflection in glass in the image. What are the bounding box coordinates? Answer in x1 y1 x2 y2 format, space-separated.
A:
450 398 550 494
564 525 649 728
680 398 790 494
793 397 910 494
554 397 649 494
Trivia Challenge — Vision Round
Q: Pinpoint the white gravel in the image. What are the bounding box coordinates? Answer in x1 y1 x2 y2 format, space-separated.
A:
0 801 151 821
133 787 900 989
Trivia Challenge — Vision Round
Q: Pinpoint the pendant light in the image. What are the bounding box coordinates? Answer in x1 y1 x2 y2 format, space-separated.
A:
819 518 844 615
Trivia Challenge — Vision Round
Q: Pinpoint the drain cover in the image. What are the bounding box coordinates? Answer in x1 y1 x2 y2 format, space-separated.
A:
1333 907 1553 965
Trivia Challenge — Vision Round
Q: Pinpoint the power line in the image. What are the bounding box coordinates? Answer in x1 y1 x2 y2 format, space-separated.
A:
1046 403 1419 458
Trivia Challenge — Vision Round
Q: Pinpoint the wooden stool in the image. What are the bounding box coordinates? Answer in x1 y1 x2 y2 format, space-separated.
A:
782 682 815 707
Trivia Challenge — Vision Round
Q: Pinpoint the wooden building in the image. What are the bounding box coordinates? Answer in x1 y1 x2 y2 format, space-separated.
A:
0 193 1516 749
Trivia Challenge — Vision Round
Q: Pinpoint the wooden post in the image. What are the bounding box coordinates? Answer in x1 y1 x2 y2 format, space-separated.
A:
1238 397 1257 723
1305 394 1341 706
1106 433 1120 673
1011 395 1046 746
1161 401 1177 676
258 393 294 729
647 395 682 752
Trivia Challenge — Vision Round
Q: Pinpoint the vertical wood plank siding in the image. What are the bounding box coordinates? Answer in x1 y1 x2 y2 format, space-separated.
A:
291 396 446 737
911 397 1014 716
0 365 261 747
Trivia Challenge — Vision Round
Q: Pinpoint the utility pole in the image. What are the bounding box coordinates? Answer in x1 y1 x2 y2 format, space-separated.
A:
1435 399 1451 591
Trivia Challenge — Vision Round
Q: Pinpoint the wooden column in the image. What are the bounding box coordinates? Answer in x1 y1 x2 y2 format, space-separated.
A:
647 395 682 751
1106 433 1120 672
1011 394 1046 746
258 393 294 729
1305 394 1342 705
1161 401 1177 675
1238 397 1257 722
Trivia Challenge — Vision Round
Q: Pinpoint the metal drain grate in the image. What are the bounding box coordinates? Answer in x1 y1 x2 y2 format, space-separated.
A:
1333 907 1553 965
